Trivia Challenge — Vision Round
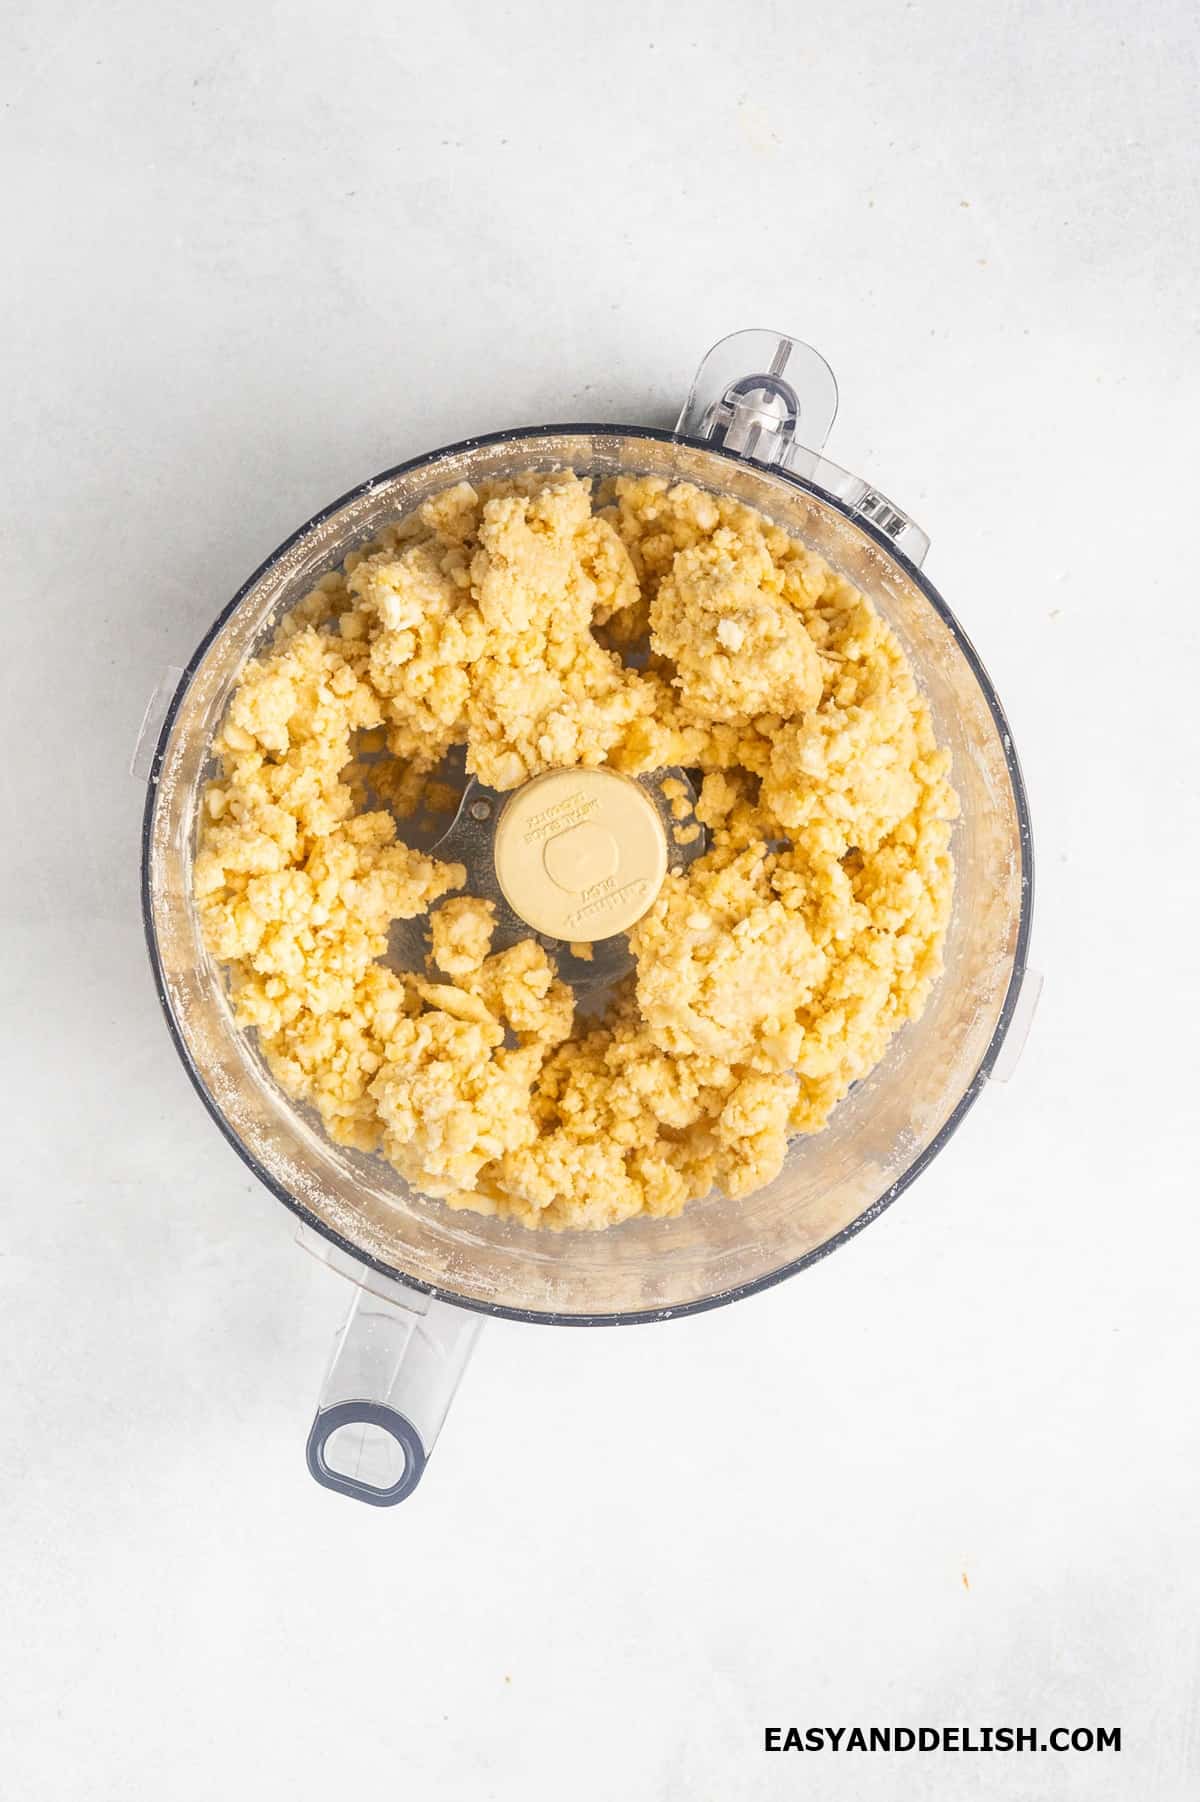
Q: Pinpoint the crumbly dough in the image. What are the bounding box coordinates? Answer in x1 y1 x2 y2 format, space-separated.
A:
196 471 956 1229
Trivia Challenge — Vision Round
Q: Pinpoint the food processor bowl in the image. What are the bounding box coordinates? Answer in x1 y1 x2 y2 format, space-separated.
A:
138 332 1034 1503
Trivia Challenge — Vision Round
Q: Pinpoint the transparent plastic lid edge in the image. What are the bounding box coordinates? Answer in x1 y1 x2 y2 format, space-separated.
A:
677 328 931 568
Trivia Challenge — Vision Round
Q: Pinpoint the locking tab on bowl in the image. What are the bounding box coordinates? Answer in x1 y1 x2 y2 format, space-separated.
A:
679 328 930 567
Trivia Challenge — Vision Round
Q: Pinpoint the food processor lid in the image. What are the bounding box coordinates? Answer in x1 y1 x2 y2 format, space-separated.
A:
137 331 1035 1327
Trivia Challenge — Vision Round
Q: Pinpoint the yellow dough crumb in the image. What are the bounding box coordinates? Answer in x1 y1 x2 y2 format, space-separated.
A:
196 471 956 1229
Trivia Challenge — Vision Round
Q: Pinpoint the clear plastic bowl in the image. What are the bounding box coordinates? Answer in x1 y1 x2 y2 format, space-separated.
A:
142 424 1032 1325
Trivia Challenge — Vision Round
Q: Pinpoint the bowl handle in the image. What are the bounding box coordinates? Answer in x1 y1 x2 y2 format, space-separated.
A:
305 1278 482 1507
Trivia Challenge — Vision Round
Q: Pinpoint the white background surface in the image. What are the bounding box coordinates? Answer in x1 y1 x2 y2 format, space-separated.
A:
3 2 1198 1797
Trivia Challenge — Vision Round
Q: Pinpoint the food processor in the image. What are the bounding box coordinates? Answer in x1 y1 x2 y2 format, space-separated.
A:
135 329 1035 1506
